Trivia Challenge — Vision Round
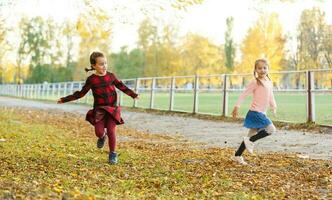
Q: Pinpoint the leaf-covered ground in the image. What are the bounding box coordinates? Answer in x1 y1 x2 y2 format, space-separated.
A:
0 107 331 199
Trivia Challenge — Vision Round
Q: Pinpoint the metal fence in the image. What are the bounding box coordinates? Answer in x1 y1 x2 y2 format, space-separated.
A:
1 69 332 125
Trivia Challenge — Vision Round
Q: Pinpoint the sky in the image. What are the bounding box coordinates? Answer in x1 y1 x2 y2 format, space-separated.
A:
2 0 332 52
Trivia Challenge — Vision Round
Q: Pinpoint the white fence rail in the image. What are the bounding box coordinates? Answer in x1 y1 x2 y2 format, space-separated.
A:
1 69 332 125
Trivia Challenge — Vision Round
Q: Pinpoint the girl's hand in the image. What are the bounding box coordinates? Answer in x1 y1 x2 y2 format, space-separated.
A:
57 98 63 104
232 106 239 119
135 95 140 100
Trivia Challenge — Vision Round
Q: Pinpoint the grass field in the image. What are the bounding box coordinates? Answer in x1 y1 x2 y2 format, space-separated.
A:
9 90 332 125
1 108 331 199
119 92 332 125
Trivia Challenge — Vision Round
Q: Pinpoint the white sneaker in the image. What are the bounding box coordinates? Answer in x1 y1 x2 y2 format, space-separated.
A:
232 156 248 165
243 137 254 154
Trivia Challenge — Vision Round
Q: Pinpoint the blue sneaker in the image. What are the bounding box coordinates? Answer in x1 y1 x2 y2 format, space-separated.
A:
97 135 106 149
109 152 118 164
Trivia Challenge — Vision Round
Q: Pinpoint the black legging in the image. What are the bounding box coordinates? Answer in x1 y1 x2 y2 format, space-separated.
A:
235 129 270 156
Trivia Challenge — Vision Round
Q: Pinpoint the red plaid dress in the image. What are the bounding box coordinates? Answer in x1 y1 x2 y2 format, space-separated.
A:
60 72 137 125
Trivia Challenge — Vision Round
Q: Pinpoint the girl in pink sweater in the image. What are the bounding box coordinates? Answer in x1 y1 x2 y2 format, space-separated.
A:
231 59 277 165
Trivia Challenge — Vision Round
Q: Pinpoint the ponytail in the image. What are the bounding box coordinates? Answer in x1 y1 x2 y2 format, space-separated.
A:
85 66 95 72
254 71 263 86
266 74 271 81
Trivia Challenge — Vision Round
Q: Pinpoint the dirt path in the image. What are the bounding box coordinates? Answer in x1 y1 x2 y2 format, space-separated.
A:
1 96 331 160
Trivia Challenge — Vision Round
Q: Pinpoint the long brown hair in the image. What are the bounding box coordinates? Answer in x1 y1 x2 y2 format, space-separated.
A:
253 58 271 86
84 51 105 72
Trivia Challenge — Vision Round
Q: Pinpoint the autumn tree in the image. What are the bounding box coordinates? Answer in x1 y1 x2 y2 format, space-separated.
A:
297 8 326 70
17 16 53 83
297 7 332 87
0 15 10 83
239 13 286 84
75 0 113 81
323 24 332 68
137 18 159 77
180 33 224 76
224 16 235 73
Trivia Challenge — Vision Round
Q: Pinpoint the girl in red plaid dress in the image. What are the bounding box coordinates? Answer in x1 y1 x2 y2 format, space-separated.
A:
57 52 139 164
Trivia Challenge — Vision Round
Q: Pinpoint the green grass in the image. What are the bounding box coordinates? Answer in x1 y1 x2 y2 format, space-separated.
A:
14 90 332 125
120 92 332 125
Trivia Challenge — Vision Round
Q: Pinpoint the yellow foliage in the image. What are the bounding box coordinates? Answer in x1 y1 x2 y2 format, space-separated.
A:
1 61 29 83
75 1 113 81
239 13 286 85
179 33 225 85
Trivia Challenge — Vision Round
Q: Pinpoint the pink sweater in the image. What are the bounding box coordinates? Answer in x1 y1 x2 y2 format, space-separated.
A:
235 79 277 113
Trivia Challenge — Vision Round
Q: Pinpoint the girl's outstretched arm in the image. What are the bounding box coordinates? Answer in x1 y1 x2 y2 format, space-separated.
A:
57 78 91 103
231 80 257 118
112 73 138 99
234 80 257 107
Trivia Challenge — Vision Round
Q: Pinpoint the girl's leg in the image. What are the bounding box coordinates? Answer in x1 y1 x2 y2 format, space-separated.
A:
235 128 256 156
94 118 106 138
95 117 107 148
247 128 258 137
249 123 276 142
105 115 117 152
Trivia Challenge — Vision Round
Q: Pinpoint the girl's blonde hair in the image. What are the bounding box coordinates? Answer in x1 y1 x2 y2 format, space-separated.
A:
253 58 271 86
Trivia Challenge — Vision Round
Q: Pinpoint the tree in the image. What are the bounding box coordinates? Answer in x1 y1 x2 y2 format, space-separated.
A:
323 24 332 68
156 24 181 76
239 13 286 84
17 16 73 83
111 47 144 79
18 16 51 83
297 7 331 88
0 15 11 83
137 18 160 77
180 33 224 76
75 0 113 81
297 7 326 70
224 17 235 73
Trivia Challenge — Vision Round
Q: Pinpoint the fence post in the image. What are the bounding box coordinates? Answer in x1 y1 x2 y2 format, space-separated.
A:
150 78 155 109
35 84 38 99
26 85 29 98
57 83 61 100
29 85 33 99
133 78 139 107
51 83 55 100
33 84 36 99
42 83 46 99
24 85 27 98
222 74 229 117
46 83 49 99
119 90 123 106
85 91 89 104
20 85 22 97
63 82 68 97
193 75 199 114
77 82 82 103
306 70 315 123
29 85 32 99
21 85 24 98
71 82 74 93
169 77 175 111
38 84 41 99
30 84 35 99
